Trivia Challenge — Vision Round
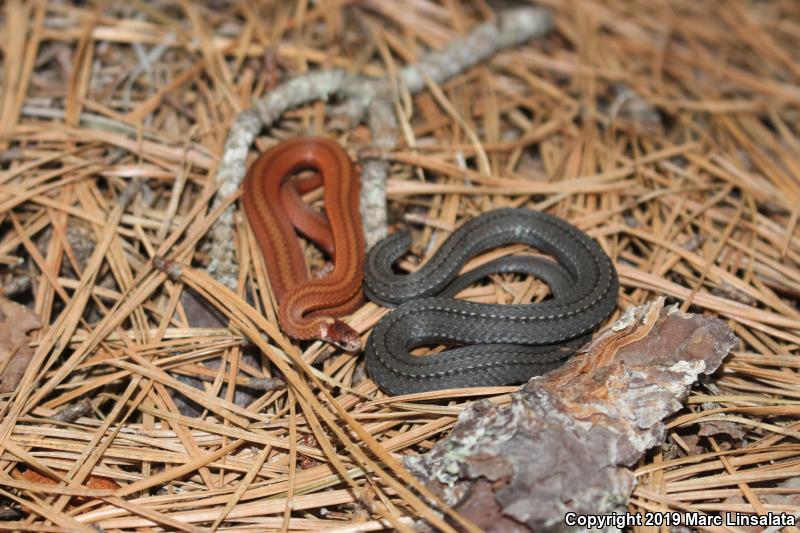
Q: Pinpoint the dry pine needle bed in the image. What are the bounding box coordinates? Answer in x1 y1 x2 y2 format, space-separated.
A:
1 0 800 531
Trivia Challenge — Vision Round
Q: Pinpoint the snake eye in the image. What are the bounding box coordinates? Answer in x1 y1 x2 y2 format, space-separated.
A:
319 319 361 352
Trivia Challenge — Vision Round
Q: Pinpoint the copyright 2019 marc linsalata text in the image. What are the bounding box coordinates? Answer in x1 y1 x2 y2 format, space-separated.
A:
565 511 796 529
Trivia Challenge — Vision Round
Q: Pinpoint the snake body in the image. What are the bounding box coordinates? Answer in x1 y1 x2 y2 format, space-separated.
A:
242 137 365 351
364 208 618 395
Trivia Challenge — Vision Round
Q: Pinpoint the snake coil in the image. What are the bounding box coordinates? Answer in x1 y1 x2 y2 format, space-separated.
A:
242 137 364 351
363 208 619 395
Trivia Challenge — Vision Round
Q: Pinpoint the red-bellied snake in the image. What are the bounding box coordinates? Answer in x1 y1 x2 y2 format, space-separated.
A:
242 137 365 351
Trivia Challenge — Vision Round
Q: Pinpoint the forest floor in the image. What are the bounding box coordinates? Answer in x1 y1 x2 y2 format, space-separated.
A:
1 0 799 531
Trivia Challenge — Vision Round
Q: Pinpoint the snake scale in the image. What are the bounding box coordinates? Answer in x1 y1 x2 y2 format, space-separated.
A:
363 208 619 395
242 137 364 352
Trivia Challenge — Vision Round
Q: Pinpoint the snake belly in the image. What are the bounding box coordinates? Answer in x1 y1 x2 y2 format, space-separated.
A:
241 137 365 352
363 208 619 395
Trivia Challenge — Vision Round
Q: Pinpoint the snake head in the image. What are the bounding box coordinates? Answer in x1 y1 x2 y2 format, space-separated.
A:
319 319 361 352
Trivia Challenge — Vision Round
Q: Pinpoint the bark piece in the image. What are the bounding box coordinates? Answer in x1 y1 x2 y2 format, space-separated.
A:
406 298 737 532
698 416 748 441
53 398 93 423
0 296 42 393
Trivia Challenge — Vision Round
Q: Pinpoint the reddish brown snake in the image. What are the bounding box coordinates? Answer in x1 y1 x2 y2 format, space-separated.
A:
242 137 365 351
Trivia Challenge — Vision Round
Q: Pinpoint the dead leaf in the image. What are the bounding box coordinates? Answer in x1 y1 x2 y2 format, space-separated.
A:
18 469 120 507
0 297 42 393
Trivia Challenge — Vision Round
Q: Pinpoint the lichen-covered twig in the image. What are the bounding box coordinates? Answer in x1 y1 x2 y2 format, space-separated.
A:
405 298 737 532
1 274 30 297
207 7 554 289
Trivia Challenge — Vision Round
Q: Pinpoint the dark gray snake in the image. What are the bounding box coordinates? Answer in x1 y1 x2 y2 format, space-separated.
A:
363 208 619 395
